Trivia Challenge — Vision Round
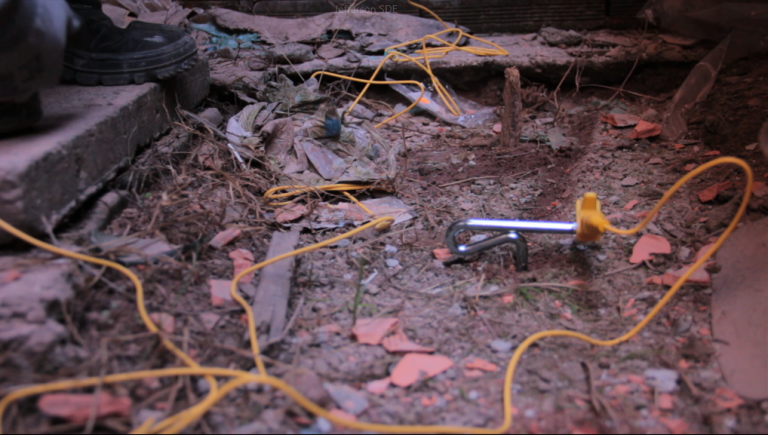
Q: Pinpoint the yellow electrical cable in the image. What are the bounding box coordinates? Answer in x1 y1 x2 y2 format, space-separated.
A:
0 157 754 435
311 1 509 128
263 184 385 206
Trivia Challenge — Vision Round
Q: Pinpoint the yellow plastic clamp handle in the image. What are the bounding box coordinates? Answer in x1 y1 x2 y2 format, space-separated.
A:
575 192 610 242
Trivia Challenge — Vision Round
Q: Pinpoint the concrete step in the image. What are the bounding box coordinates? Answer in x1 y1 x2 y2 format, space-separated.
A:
0 59 209 244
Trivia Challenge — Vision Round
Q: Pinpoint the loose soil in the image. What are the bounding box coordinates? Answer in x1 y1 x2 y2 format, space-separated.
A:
3 53 768 434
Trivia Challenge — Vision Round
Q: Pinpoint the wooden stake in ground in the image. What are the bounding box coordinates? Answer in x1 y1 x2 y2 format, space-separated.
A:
251 231 300 345
501 67 523 148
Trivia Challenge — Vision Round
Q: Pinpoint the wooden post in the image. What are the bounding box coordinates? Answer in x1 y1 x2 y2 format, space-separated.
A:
501 67 523 148
251 230 300 344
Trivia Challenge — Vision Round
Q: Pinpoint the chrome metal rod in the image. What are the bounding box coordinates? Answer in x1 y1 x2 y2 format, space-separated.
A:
448 231 529 270
444 219 578 270
450 219 578 234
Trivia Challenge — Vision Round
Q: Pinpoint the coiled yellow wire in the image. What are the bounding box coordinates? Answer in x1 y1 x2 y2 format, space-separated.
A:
313 1 510 128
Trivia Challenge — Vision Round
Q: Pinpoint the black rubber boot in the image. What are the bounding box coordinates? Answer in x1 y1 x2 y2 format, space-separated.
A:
0 93 43 136
62 0 198 86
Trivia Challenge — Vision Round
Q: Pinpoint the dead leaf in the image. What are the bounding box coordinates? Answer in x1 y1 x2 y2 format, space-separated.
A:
420 395 439 407
698 181 732 202
149 313 175 334
659 417 688 434
275 203 308 223
648 157 664 165
571 424 601 434
492 123 502 134
752 181 768 198
366 378 391 395
601 114 642 128
684 163 697 171
464 369 484 378
623 200 640 211
501 294 515 304
390 354 454 388
630 120 662 139
645 276 664 285
622 308 639 317
624 298 636 310
381 330 435 353
229 249 255 283
465 358 498 372
208 279 235 307
38 392 132 424
352 318 399 345
662 266 711 286
611 384 633 396
694 244 716 262
745 142 758 150
209 228 242 249
0 270 21 284
658 393 674 410
713 387 745 410
432 248 452 262
630 234 671 264
703 150 721 156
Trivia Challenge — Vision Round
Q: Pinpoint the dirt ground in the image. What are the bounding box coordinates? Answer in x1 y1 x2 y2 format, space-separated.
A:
3 50 768 434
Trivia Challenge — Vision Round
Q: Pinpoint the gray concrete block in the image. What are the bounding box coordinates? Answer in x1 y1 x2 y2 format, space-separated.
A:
0 58 209 243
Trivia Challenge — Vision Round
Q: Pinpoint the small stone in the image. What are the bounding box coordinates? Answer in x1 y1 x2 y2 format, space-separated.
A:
384 244 398 253
539 27 583 46
596 254 608 262
467 390 481 401
490 339 514 353
559 238 574 246
134 409 165 429
197 378 211 394
608 196 621 204
678 247 691 261
198 107 223 127
448 303 464 316
332 239 352 248
641 108 659 119
468 234 488 244
346 51 362 63
315 417 333 434
283 369 329 405
366 284 380 295
245 368 262 391
385 259 400 269
324 383 369 416
621 177 640 187
524 408 537 419
644 368 679 393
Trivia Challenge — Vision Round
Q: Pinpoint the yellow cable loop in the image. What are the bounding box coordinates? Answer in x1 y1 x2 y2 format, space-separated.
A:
311 59 428 127
311 1 508 128
0 218 222 435
263 184 385 206
407 0 449 28
0 158 754 434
